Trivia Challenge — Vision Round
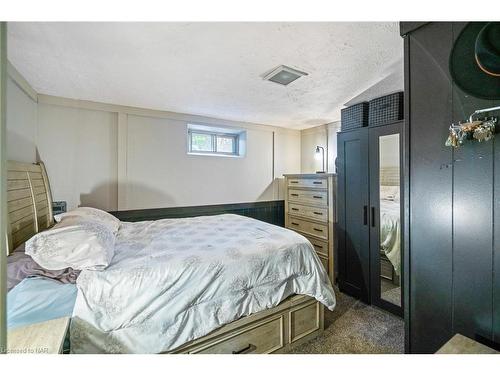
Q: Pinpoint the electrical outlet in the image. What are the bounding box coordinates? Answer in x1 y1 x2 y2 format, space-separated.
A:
52 201 67 215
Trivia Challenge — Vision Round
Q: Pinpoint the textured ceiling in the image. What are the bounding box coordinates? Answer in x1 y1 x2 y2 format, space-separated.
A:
7 22 403 129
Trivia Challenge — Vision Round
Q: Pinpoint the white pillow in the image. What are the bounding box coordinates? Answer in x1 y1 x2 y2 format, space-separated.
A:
25 216 115 271
54 207 120 234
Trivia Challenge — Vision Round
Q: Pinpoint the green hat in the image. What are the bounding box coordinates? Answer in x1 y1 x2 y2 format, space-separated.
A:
449 22 500 100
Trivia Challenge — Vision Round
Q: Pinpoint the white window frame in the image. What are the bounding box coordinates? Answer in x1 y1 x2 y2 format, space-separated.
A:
187 124 245 157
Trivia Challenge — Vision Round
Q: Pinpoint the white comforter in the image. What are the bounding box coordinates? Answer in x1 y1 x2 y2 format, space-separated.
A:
380 200 401 275
70 214 336 353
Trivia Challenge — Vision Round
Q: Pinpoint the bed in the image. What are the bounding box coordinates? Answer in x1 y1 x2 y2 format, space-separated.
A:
379 173 401 277
6 160 336 354
380 199 401 276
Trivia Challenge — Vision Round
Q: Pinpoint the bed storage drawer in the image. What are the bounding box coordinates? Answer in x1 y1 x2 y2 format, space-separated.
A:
288 189 328 207
191 315 285 354
380 256 394 280
287 177 327 189
289 301 321 343
287 216 328 240
288 203 328 223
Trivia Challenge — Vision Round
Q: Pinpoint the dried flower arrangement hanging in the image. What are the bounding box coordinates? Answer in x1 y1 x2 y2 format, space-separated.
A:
445 118 497 148
445 105 500 148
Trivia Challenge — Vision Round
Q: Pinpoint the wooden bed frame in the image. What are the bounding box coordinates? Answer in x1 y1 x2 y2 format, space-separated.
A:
6 161 54 254
6 160 325 354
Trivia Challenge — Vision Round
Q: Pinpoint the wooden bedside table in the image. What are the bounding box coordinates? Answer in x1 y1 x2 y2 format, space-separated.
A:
7 317 70 354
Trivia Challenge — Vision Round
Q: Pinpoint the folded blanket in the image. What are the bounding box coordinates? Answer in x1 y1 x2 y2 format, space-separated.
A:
7 244 80 291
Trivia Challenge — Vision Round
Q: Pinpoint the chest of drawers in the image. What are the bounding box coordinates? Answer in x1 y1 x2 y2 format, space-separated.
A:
284 173 336 284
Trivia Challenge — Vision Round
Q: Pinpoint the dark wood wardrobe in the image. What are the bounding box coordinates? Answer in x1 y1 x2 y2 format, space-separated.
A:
402 22 500 353
337 120 403 317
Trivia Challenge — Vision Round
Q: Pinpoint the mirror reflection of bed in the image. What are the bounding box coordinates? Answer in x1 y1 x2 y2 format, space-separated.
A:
378 134 401 307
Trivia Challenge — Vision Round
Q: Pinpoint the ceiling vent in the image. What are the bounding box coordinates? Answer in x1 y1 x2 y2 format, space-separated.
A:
263 65 308 86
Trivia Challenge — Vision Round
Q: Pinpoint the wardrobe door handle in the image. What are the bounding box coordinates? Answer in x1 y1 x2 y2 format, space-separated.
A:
371 207 376 227
363 206 368 225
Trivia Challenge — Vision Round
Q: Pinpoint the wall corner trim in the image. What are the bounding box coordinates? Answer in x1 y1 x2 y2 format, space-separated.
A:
300 123 329 136
117 112 128 210
6 61 37 102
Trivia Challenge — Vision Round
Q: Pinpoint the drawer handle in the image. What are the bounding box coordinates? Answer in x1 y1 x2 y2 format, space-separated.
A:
291 207 299 211
313 211 323 216
313 181 322 185
291 222 299 226
290 181 298 184
291 193 299 197
313 228 323 232
232 344 256 354
315 244 324 249
313 195 323 199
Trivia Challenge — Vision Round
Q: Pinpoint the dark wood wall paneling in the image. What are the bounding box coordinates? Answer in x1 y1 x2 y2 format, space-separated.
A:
110 200 285 227
451 22 496 343
408 22 454 354
495 114 500 345
404 21 500 353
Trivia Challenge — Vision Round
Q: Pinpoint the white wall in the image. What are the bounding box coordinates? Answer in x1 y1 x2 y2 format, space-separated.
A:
125 114 277 209
301 125 327 174
274 130 301 199
6 69 37 163
300 121 340 174
6 67 302 212
37 103 118 211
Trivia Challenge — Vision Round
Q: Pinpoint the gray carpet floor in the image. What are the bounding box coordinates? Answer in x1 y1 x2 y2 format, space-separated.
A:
291 288 404 354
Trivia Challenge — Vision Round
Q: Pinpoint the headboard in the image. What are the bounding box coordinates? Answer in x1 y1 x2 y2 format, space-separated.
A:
380 166 400 187
6 161 54 255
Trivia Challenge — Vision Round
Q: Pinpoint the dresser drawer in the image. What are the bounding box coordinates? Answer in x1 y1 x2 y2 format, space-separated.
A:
287 177 327 189
289 203 328 223
287 216 328 240
288 189 328 207
191 315 284 354
304 236 329 258
318 255 329 274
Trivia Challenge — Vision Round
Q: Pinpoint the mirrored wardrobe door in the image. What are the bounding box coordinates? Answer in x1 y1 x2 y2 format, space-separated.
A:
369 122 403 316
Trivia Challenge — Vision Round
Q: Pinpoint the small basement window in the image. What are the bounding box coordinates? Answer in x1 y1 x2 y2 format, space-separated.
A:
187 124 246 157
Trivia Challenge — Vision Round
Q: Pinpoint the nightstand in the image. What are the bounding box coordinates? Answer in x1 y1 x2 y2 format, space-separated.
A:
7 317 70 354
